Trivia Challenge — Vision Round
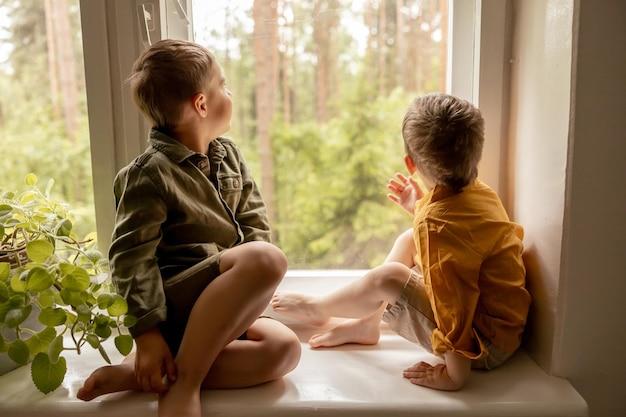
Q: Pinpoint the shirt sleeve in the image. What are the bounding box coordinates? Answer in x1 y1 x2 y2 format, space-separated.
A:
109 163 168 338
417 218 488 359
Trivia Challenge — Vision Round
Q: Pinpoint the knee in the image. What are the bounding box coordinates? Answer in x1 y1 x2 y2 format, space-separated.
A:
258 322 302 380
396 228 414 245
369 262 411 295
243 241 288 282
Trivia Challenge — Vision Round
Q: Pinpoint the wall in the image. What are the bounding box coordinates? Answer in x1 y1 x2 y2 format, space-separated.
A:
507 0 572 370
508 0 626 416
557 0 626 415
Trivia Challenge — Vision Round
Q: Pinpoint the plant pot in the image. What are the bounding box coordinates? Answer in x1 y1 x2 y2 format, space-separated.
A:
0 247 28 267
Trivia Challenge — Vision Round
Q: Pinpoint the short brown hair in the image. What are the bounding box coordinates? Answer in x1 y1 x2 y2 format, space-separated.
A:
402 93 484 192
127 39 216 130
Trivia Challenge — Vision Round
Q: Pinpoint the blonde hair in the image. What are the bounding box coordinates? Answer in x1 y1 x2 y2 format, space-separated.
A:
402 93 484 192
127 39 215 130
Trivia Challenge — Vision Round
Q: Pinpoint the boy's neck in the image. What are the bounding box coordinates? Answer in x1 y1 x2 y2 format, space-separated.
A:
171 124 217 154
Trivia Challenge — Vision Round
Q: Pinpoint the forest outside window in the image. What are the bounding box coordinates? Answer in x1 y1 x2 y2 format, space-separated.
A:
1 0 460 271
0 0 95 239
193 0 449 270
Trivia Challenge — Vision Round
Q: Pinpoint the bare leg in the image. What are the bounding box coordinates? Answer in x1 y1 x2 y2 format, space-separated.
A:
158 241 288 417
76 318 300 401
201 317 301 388
272 261 411 341
273 229 416 348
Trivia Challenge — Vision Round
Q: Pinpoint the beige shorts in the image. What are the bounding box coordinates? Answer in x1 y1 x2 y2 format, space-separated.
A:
382 268 514 370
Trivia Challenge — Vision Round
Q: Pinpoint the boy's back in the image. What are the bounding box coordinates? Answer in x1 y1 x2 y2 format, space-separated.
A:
413 179 530 357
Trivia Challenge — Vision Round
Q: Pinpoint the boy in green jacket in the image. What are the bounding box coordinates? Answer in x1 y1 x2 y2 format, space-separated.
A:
78 39 301 417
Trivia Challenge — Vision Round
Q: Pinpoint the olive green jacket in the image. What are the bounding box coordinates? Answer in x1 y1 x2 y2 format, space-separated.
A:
110 128 270 337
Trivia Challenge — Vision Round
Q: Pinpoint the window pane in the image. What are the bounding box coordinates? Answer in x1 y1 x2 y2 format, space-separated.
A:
193 0 448 269
0 0 95 238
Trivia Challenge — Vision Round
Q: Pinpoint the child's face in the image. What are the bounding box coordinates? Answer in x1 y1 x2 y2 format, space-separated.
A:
202 64 233 137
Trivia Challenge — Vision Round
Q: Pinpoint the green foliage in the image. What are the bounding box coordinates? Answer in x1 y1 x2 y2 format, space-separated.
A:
0 174 134 393
0 0 95 241
272 89 415 268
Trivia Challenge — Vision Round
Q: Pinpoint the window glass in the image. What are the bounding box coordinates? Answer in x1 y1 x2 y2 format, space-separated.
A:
193 0 449 269
0 0 95 238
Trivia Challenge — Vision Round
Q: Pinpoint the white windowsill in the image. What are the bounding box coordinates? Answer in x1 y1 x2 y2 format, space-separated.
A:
0 271 587 417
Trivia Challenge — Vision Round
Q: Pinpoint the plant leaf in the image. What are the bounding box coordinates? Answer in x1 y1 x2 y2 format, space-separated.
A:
10 272 27 293
55 219 72 237
90 272 108 285
0 262 10 280
37 289 56 308
75 303 91 323
123 314 137 328
0 204 12 217
96 293 114 309
61 266 90 291
59 287 82 307
95 323 112 339
25 327 57 355
8 339 30 365
114 334 134 356
26 267 53 293
31 352 66 394
84 250 104 263
97 343 111 364
26 240 54 263
107 295 128 317
4 304 33 328
24 173 38 186
38 307 68 327
0 281 9 303
85 334 100 349
48 335 64 363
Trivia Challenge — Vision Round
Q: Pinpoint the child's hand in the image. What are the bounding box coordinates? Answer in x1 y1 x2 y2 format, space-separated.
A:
134 327 177 394
403 351 470 391
403 361 462 391
387 173 424 215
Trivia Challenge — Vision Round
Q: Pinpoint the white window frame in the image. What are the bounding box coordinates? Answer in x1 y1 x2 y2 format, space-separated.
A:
80 0 507 253
80 0 193 251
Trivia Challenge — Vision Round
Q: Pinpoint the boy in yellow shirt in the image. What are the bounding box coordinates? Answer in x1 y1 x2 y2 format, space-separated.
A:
272 93 531 391
78 39 301 416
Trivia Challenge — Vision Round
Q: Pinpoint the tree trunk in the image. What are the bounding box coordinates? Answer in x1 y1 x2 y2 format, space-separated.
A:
47 0 79 143
396 0 406 91
253 0 279 235
313 0 328 122
280 1 292 124
439 0 448 92
43 0 60 119
377 0 387 96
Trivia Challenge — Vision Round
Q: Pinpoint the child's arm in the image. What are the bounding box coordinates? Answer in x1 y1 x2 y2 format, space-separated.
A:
403 351 471 391
134 326 177 393
387 172 425 215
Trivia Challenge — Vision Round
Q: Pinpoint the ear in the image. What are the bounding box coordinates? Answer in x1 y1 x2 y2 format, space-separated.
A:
192 93 208 118
404 155 418 175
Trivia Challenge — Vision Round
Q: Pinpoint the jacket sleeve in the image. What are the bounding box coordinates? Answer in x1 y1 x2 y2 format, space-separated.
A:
417 218 488 359
109 163 168 338
232 147 271 243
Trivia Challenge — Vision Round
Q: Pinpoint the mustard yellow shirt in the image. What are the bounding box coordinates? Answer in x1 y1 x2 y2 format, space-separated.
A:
413 180 531 359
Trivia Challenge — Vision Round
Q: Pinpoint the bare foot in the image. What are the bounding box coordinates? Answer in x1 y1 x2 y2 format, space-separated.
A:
271 292 330 327
77 363 139 401
158 381 201 417
309 318 380 348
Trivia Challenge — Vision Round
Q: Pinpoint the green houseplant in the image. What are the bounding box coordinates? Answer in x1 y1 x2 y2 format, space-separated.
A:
0 174 135 393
